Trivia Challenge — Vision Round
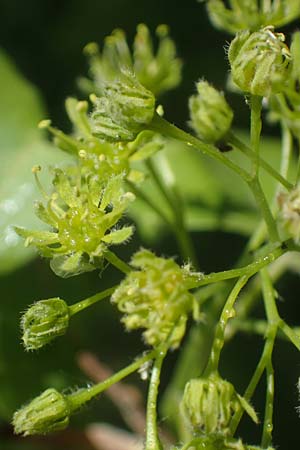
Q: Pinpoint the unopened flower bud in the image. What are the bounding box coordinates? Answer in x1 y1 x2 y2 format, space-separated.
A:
21 298 70 350
189 80 233 143
181 373 257 436
13 388 70 436
91 71 155 142
228 27 291 97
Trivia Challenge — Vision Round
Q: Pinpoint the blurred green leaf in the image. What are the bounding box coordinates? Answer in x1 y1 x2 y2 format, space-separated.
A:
129 132 284 242
0 49 68 275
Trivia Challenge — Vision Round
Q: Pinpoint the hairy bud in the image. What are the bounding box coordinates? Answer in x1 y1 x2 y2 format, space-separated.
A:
189 80 233 143
13 388 70 436
228 27 291 97
181 373 257 436
91 71 155 142
21 298 70 350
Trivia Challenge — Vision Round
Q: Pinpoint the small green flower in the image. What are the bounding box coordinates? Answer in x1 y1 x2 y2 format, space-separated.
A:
189 80 233 143
82 23 182 97
13 388 71 436
90 70 156 142
16 169 135 277
111 249 201 348
181 372 257 436
228 26 291 97
21 298 70 350
206 0 300 34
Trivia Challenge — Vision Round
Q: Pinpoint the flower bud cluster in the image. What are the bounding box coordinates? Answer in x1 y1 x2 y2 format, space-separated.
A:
111 249 201 348
228 26 291 97
40 98 163 183
90 70 156 142
189 80 233 144
83 23 182 97
181 373 257 436
206 0 300 34
16 170 135 277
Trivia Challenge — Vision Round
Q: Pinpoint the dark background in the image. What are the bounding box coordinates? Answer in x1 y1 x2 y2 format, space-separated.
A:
1 1 300 449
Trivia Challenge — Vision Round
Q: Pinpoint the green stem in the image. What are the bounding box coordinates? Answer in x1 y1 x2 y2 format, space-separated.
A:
69 286 117 316
68 349 156 411
126 180 173 226
149 113 251 182
146 159 198 267
185 244 285 290
145 344 168 450
104 249 132 274
229 330 275 435
228 133 292 191
261 360 275 448
250 95 263 177
247 177 280 243
259 269 279 447
280 321 300 350
204 275 249 374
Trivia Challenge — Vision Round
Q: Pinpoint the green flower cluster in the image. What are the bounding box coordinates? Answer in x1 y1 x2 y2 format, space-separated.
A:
206 0 300 34
111 249 202 348
16 170 135 277
82 23 182 97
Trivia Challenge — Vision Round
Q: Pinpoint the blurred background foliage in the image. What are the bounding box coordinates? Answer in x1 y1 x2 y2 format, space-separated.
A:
1 0 300 449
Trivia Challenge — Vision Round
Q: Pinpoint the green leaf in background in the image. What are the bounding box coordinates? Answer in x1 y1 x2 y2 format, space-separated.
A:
129 132 284 243
0 49 68 275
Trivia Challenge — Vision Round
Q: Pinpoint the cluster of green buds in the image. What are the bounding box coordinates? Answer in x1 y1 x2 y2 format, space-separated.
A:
111 249 202 348
82 23 182 97
228 26 291 97
90 70 156 142
205 0 300 34
181 372 257 437
21 297 69 350
278 186 300 243
189 80 233 144
16 168 135 277
40 97 164 183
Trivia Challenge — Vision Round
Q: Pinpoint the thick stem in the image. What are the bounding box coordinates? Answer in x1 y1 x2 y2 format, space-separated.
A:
145 344 168 450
